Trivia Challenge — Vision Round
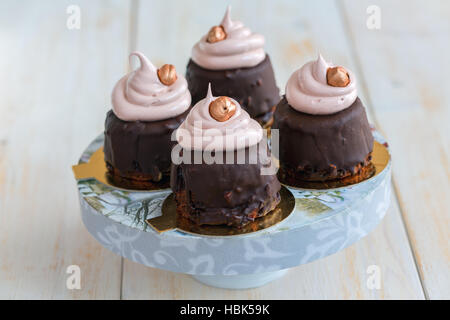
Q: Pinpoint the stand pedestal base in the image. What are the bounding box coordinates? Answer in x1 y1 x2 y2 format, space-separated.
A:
192 269 289 289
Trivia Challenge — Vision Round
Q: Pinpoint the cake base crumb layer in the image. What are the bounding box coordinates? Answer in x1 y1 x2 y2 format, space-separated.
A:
106 162 170 190
278 159 376 189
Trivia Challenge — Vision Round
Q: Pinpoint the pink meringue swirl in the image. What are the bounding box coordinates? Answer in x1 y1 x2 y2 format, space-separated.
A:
112 51 191 121
191 6 266 70
285 54 358 115
176 84 263 151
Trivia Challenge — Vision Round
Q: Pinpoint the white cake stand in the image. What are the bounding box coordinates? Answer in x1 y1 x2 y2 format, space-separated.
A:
74 131 391 289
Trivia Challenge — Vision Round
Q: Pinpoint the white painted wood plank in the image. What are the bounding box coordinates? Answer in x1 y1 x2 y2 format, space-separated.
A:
342 0 450 299
123 0 424 299
0 0 131 299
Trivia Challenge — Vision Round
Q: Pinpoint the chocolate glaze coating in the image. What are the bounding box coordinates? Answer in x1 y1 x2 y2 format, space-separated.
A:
171 141 281 227
186 55 280 127
104 108 189 185
272 97 374 182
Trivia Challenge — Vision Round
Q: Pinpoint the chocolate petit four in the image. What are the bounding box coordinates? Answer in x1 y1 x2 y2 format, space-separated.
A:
171 85 281 227
186 7 280 128
272 55 374 187
104 52 191 189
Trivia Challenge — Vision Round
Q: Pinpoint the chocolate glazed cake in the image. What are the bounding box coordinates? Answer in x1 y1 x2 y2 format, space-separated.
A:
274 97 374 185
104 51 191 189
171 144 281 227
104 109 189 189
186 56 279 127
186 6 280 128
273 55 374 187
172 86 281 227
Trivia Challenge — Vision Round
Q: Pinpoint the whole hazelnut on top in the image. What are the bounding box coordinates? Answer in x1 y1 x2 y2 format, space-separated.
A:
157 64 177 86
326 66 350 87
207 26 227 43
209 96 236 122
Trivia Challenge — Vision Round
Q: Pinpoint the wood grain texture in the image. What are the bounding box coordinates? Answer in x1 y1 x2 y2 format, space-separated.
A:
341 0 450 299
122 0 425 299
0 0 130 299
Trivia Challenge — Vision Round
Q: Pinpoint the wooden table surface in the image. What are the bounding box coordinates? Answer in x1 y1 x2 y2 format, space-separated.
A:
0 0 448 299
